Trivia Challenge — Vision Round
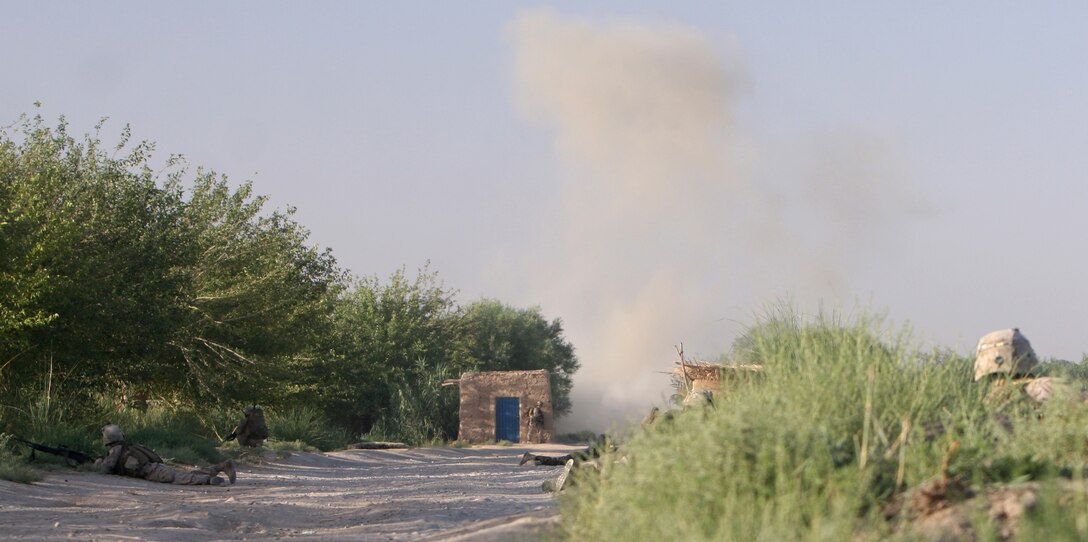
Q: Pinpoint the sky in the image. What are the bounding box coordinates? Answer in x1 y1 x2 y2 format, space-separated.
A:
3 2 1087 432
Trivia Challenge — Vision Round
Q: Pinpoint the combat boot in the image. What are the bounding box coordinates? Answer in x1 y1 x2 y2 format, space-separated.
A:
208 460 237 483
519 452 535 466
220 459 237 483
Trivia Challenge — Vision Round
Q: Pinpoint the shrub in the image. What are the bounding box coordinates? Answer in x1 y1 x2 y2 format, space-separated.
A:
0 434 44 483
559 309 1085 541
365 359 458 446
267 407 349 452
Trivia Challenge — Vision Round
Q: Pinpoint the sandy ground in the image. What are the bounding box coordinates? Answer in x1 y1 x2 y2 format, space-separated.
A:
0 443 582 541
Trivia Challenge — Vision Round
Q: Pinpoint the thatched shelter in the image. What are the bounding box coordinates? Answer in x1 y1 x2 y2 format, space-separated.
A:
672 360 762 402
441 370 553 443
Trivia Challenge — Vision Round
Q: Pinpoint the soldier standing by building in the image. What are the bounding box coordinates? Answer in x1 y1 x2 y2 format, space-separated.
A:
96 425 236 485
525 400 546 444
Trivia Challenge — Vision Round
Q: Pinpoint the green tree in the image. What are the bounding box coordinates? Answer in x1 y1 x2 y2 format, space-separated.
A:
168 171 342 402
0 110 582 446
0 114 192 400
452 299 579 417
0 112 342 411
0 123 54 355
304 265 458 436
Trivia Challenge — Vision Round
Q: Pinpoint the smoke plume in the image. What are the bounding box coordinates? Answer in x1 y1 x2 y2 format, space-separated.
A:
509 10 930 432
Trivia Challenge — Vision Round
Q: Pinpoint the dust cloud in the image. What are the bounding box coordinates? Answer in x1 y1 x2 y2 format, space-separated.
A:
509 10 930 432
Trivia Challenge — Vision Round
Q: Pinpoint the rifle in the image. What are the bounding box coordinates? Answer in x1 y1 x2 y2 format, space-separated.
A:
12 436 97 466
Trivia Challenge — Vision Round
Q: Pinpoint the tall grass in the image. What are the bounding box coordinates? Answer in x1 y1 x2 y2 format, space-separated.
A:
1 387 232 473
1 382 359 479
0 433 43 483
0 380 101 465
559 310 1088 541
366 359 458 446
265 407 350 451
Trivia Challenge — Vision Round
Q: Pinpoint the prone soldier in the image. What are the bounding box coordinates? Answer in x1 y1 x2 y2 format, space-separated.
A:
518 433 615 467
974 328 1084 406
519 434 618 492
97 425 236 485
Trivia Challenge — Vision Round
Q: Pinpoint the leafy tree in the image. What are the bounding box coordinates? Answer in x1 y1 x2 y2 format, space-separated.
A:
304 265 458 435
0 124 54 355
168 171 342 402
0 111 343 411
0 115 192 399
0 109 582 446
452 299 579 417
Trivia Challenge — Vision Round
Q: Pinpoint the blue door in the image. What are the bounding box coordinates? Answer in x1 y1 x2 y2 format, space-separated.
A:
495 397 520 442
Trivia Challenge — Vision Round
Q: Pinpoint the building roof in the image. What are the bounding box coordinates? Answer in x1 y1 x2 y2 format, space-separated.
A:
673 361 762 381
441 369 550 386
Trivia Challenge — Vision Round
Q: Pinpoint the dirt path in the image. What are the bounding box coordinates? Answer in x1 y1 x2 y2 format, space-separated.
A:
0 444 581 541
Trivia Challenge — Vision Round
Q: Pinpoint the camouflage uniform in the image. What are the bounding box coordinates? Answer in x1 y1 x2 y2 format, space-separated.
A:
519 434 615 467
227 405 269 447
641 406 660 428
974 328 1039 383
96 425 235 486
682 388 715 409
975 328 1086 409
521 435 619 492
525 401 546 444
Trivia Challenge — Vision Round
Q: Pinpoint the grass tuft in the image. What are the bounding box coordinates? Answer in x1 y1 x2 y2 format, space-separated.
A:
267 407 350 452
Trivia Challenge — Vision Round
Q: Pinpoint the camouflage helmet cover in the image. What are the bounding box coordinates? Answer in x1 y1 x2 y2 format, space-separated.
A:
974 328 1038 381
101 424 125 446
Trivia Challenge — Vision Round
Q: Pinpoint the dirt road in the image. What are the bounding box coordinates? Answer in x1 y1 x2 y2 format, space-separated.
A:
0 443 581 541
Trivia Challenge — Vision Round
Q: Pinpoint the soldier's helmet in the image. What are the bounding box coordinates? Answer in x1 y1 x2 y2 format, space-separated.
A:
101 424 125 446
536 401 544 407
974 328 1039 381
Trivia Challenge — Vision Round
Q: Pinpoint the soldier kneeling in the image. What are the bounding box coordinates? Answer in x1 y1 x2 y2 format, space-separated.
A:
96 425 236 485
225 405 269 448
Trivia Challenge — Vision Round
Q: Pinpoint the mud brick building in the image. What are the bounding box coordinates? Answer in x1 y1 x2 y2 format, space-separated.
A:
442 370 553 443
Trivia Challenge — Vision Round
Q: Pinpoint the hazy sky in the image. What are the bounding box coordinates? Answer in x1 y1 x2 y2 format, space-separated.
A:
4 2 1086 431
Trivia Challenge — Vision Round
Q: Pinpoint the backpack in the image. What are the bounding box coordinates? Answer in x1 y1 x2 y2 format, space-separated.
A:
112 442 164 475
237 406 269 446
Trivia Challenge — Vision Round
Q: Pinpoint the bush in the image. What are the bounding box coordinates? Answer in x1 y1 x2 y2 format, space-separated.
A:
0 434 44 483
267 407 349 452
364 359 458 446
558 309 1086 541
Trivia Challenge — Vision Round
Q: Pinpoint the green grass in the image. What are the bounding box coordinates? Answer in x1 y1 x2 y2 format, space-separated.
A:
1018 483 1088 541
0 458 42 483
266 407 350 452
558 309 1088 541
0 434 44 483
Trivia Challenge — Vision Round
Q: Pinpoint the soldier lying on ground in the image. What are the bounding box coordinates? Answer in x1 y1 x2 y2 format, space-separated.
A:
518 434 621 492
96 425 236 485
975 328 1087 406
518 433 616 467
948 328 1088 436
224 405 269 447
